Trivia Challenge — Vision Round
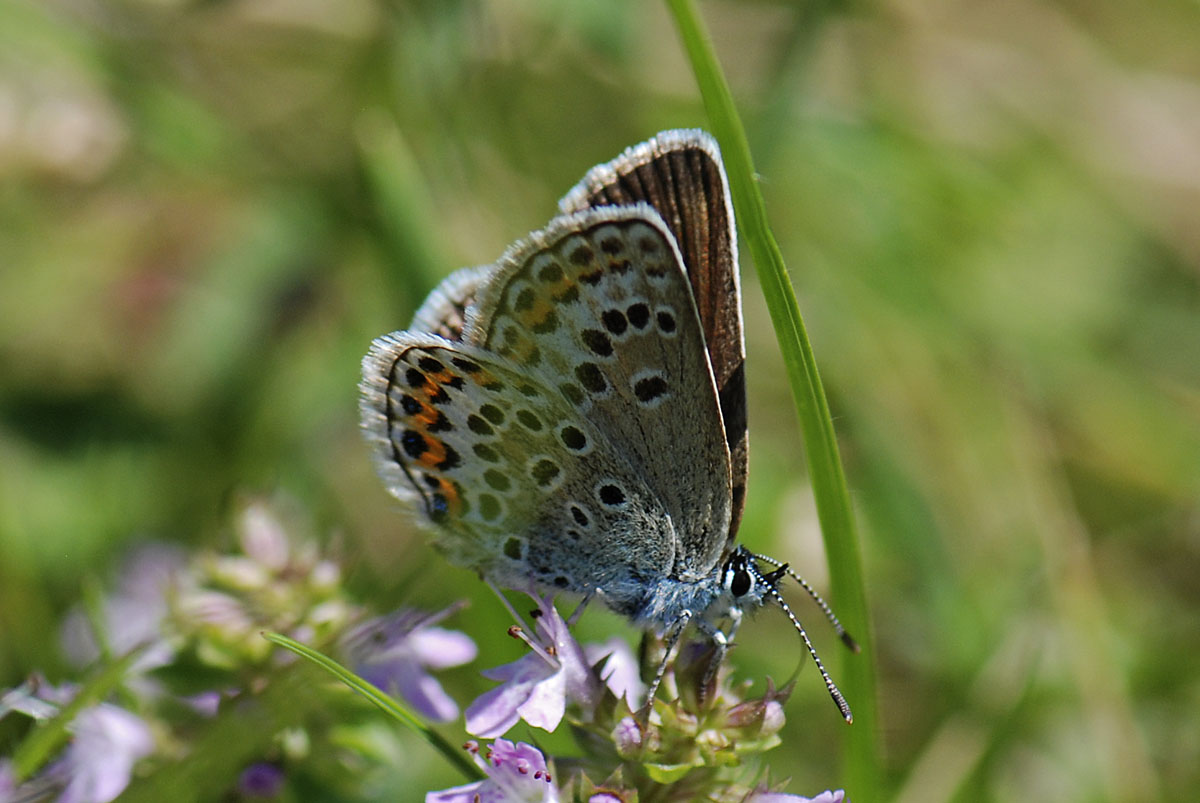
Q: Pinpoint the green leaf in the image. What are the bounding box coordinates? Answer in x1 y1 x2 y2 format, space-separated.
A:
261 631 483 782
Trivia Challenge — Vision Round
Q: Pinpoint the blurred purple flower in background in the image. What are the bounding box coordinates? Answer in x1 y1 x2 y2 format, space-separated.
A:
0 760 15 797
59 542 186 676
238 762 286 798
52 704 154 803
426 739 558 803
465 595 600 738
342 604 477 722
0 678 154 803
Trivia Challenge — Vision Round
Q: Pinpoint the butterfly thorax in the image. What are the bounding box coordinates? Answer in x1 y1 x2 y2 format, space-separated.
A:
594 545 770 633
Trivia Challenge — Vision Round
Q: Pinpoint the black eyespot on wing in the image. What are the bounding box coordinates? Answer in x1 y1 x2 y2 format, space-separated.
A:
531 459 560 486
601 309 628 335
473 443 500 463
516 410 542 431
401 430 427 459
633 376 668 403
479 404 505 425
467 415 493 436
484 469 511 492
538 262 564 284
560 426 587 451
479 494 501 521
627 303 650 329
436 444 461 471
575 363 606 393
513 287 536 312
598 483 626 507
581 330 613 357
579 268 603 286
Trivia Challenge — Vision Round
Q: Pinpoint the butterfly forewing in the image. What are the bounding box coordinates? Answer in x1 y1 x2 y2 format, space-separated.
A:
560 130 748 549
467 206 732 581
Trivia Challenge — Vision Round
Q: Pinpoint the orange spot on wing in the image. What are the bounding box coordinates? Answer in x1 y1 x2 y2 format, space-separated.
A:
437 478 462 515
416 436 447 469
414 403 440 428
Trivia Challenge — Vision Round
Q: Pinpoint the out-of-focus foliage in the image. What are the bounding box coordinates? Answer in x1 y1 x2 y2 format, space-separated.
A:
0 1 1196 801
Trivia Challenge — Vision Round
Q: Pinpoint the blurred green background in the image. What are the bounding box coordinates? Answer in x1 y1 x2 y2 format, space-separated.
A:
1 1 1197 801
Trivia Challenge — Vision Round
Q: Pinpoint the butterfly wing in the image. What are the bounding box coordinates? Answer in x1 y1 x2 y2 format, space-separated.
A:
466 205 732 582
361 333 678 605
409 265 490 341
559 130 748 550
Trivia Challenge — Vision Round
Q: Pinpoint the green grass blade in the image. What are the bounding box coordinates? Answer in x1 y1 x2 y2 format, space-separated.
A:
262 632 484 782
665 0 880 797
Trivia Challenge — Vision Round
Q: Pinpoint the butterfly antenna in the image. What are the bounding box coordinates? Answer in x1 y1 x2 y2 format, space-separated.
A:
754 552 860 653
760 577 854 724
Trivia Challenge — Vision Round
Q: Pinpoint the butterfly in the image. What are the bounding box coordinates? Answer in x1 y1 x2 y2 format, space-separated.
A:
360 130 854 720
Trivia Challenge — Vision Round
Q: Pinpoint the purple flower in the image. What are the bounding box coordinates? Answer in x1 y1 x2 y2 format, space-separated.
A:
748 789 847 803
0 759 14 797
585 636 644 707
1 679 154 803
54 704 155 803
238 762 286 797
426 739 559 803
465 595 601 738
342 605 477 722
60 543 186 676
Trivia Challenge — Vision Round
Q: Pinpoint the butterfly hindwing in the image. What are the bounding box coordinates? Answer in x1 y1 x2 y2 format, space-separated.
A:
409 265 490 342
360 334 680 599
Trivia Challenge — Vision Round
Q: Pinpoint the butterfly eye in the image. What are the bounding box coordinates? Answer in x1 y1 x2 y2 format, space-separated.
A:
729 568 752 597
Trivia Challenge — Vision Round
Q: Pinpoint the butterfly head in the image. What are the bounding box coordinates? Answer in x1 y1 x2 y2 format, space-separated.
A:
720 545 779 610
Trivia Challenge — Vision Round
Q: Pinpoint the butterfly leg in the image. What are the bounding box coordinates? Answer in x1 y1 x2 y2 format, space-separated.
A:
693 605 742 705
637 608 693 721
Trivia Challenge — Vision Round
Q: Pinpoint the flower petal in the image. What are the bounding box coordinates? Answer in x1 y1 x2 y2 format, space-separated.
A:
410 627 478 669
425 780 486 803
465 681 529 738
516 670 567 732
393 666 461 723
585 637 643 706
